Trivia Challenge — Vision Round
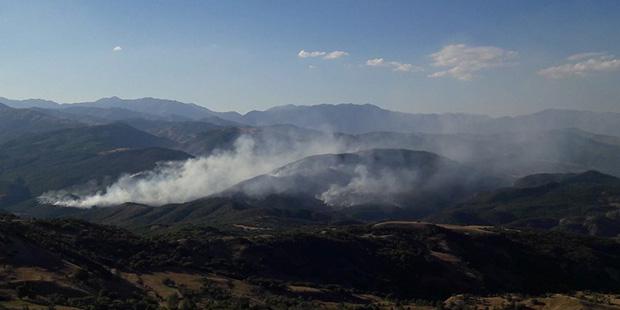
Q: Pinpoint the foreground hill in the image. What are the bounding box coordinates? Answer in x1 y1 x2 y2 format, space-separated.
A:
0 124 190 209
58 196 331 230
432 171 620 237
1 214 619 309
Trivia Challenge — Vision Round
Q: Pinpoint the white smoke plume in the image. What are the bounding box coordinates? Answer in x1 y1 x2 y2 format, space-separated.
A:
319 165 418 206
40 135 349 208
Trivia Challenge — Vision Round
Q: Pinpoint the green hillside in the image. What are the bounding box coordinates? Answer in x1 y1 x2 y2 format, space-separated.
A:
0 103 81 143
431 171 620 237
0 124 190 209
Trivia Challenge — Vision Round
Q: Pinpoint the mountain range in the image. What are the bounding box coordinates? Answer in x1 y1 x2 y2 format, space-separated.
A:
2 95 620 239
3 95 620 308
5 96 620 136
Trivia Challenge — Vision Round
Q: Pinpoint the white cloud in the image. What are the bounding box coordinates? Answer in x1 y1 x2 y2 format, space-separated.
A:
366 58 385 66
308 65 317 70
428 44 518 80
298 49 349 60
298 50 326 58
112 46 122 52
392 63 414 72
323 50 349 60
538 52 620 79
566 52 608 61
365 58 420 72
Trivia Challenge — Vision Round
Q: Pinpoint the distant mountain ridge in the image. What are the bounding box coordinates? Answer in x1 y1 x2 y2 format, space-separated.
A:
0 96 242 123
242 103 490 134
5 96 620 136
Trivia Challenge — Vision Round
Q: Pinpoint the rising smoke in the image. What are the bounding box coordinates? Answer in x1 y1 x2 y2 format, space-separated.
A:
39 134 350 208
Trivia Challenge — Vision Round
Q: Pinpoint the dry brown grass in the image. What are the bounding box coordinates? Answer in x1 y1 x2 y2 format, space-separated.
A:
372 221 494 235
443 293 620 309
121 270 204 301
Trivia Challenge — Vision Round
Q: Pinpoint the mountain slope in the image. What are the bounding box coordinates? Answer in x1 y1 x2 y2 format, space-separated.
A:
2 214 620 308
241 104 620 137
59 195 331 230
6 97 620 137
470 109 620 137
0 103 81 143
0 97 61 109
0 124 190 208
352 128 620 177
36 106 170 124
242 103 490 134
224 149 505 216
431 171 620 237
72 97 242 122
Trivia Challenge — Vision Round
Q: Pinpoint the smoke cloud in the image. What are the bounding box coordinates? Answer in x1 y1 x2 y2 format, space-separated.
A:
40 135 349 208
319 165 419 206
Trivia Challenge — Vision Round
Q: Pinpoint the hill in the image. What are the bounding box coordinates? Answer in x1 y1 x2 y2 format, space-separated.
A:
35 106 171 124
0 124 190 209
242 103 489 134
7 96 620 138
120 119 240 155
0 103 81 143
1 214 620 308
0 96 242 123
0 97 61 109
241 104 620 136
59 196 331 230
470 109 620 137
224 149 504 216
7 96 620 137
128 121 620 178
71 97 242 122
352 128 620 177
431 171 620 237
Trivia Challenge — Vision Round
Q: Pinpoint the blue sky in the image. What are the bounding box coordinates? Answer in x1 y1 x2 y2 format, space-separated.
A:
1 0 619 115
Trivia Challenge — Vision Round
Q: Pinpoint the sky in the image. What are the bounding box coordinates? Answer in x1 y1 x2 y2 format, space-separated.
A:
1 0 619 116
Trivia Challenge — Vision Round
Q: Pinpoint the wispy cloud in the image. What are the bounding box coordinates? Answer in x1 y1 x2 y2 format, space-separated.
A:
112 46 122 52
323 50 349 60
298 49 349 60
365 58 420 72
366 58 384 66
566 52 608 61
538 52 620 79
428 44 517 80
298 50 325 58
